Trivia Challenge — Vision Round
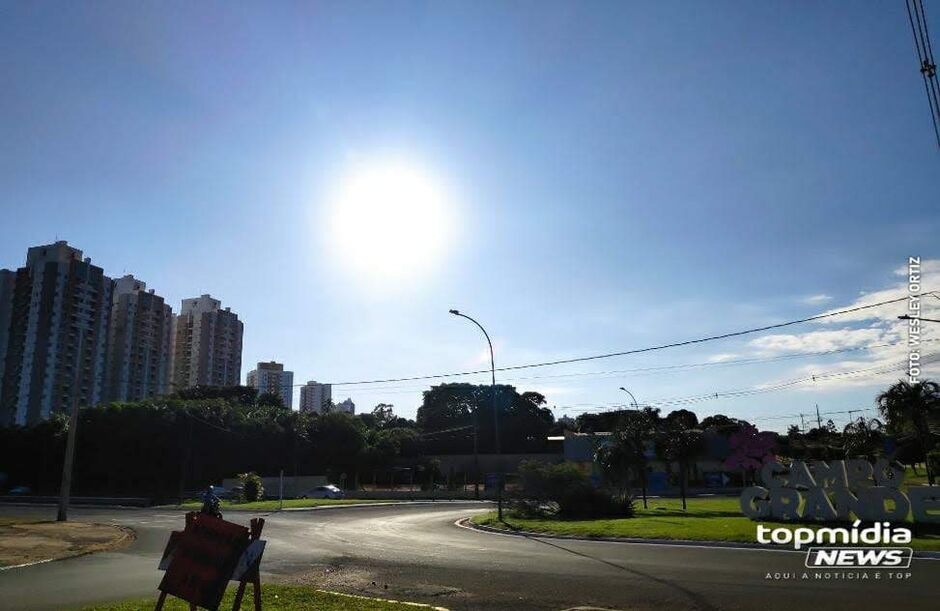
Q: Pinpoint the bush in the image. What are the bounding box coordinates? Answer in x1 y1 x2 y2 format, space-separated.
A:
513 460 635 519
238 471 264 502
928 451 940 478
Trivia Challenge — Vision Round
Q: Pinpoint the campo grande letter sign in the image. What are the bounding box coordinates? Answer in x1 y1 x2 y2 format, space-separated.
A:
740 458 940 523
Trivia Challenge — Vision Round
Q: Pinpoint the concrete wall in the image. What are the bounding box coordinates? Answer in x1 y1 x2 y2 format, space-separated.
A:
426 452 563 476
221 474 327 498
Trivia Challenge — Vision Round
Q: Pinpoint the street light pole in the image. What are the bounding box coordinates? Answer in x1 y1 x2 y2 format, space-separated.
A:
449 309 502 520
618 387 640 410
57 332 84 522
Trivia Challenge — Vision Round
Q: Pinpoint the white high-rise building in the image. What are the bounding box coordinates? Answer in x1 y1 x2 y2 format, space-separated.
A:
105 275 173 402
335 398 355 415
170 294 243 390
247 361 294 408
299 381 331 414
0 242 113 426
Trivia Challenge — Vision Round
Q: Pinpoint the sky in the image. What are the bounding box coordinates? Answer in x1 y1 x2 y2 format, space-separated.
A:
1 1 938 431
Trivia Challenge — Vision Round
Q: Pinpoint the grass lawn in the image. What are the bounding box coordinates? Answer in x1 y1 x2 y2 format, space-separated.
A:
167 498 402 511
81 584 441 610
0 516 40 527
471 496 940 551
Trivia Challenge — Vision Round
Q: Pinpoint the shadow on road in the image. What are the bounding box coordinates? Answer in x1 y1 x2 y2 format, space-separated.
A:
521 533 718 611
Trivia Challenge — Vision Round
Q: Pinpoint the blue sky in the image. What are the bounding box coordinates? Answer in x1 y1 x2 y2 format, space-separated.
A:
1 1 938 430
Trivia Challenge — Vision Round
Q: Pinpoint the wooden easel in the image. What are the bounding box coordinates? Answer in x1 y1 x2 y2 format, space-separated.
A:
154 516 266 611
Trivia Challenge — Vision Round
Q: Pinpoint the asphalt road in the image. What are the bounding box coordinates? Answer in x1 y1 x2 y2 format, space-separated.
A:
1 502 938 610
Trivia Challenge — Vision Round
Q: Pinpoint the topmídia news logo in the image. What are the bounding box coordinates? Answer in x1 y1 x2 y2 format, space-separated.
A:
758 520 915 580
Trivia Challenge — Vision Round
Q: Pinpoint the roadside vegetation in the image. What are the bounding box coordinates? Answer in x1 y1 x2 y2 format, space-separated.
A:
473 496 940 551
81 585 443 611
169 498 401 511
480 380 940 551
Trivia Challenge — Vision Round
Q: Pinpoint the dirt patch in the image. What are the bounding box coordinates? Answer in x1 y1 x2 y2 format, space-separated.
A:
0 521 135 568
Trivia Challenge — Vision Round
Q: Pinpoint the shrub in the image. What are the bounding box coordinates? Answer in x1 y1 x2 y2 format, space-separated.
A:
928 451 940 478
238 471 264 502
514 460 635 519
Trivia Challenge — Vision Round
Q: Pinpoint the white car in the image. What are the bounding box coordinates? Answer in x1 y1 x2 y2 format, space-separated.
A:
299 484 344 499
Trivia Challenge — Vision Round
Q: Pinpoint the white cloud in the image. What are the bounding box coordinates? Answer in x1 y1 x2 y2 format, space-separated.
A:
801 294 832 305
707 353 739 363
744 259 940 390
749 327 895 355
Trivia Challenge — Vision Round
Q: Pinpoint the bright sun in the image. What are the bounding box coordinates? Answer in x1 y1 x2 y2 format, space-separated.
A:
328 161 453 282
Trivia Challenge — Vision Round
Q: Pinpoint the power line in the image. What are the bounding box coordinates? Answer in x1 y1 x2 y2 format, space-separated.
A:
907 0 940 147
334 337 939 394
555 352 940 412
321 292 930 387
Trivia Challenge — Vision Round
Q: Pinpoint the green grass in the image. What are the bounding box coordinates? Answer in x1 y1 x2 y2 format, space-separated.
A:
905 465 931 487
0 517 42 527
166 498 401 511
81 584 439 610
471 496 940 551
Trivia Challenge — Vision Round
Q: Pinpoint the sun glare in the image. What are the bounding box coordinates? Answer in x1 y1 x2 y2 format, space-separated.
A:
328 161 453 283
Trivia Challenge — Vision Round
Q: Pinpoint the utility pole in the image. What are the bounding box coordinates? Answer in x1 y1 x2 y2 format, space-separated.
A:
815 404 823 430
57 333 84 522
799 413 807 433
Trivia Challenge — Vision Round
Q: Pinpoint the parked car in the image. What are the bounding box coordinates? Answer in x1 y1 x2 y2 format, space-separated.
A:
7 486 32 495
299 484 344 499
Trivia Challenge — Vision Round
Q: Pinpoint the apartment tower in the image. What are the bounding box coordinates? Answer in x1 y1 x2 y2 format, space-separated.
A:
0 242 113 426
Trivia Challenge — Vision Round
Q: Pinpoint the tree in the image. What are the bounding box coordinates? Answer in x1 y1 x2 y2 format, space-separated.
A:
657 420 703 510
723 423 776 485
372 403 395 427
256 392 284 408
877 380 940 485
842 417 884 461
594 441 631 501
665 409 698 429
416 383 555 453
238 471 264 502
610 407 660 509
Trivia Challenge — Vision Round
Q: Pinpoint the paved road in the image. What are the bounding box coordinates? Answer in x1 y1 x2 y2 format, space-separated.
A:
1 503 938 610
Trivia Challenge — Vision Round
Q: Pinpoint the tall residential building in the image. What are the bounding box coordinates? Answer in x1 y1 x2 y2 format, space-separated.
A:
0 242 113 426
0 270 15 403
170 294 243 390
335 398 356 415
247 361 294 408
299 380 331 414
104 275 173 402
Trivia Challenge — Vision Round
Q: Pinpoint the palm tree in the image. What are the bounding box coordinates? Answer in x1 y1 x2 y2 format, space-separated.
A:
594 441 631 502
842 417 884 462
877 380 940 485
657 422 704 510
610 408 659 509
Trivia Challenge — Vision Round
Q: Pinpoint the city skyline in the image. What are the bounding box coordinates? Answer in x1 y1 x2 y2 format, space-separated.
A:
1 3 939 430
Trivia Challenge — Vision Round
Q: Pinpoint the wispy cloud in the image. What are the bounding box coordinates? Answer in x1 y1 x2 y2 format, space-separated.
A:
707 353 740 363
801 294 832 305
744 259 940 390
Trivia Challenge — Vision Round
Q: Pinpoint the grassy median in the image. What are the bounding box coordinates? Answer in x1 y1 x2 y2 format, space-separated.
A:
168 498 401 511
471 496 940 551
81 584 445 610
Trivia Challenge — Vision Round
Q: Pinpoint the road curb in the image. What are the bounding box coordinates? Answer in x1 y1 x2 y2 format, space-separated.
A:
313 588 449 610
158 500 495 513
456 517 940 559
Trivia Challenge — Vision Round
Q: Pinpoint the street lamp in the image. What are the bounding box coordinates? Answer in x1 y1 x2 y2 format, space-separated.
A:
899 314 940 324
618 387 640 410
449 309 502 519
